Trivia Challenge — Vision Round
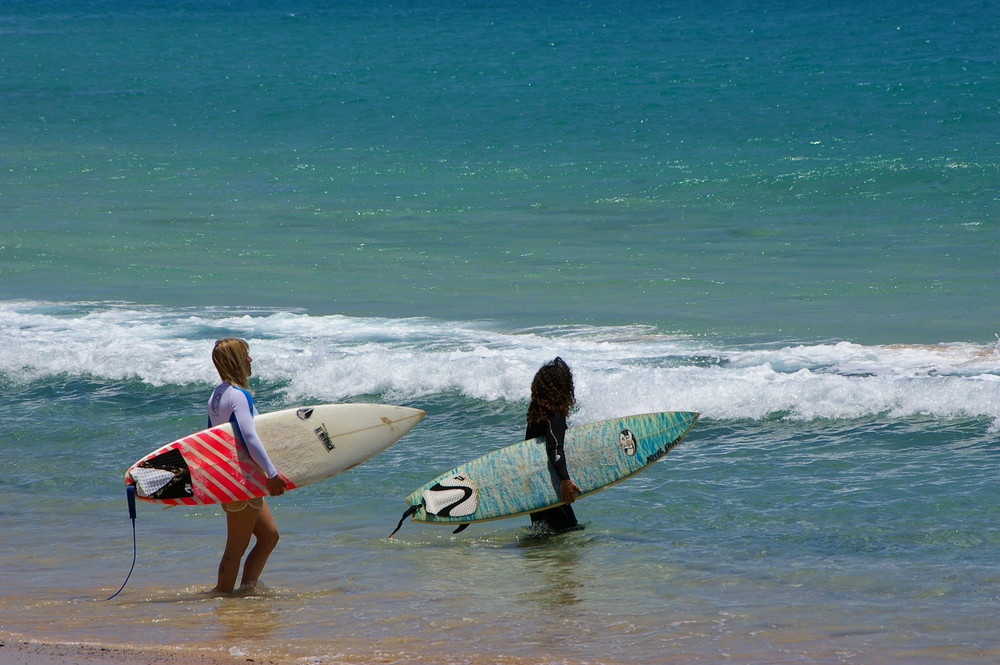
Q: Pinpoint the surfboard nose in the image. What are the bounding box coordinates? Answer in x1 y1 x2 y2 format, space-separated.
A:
386 406 426 431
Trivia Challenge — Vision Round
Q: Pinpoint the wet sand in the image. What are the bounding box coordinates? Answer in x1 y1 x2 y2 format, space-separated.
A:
0 638 287 665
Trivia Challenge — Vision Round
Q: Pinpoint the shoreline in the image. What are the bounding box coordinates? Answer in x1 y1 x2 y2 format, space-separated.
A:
0 638 287 665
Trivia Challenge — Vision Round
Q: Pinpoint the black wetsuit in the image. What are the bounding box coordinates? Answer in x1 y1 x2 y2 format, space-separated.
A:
525 411 579 531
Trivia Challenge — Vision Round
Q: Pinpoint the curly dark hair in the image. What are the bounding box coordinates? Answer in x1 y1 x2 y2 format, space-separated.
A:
526 357 576 426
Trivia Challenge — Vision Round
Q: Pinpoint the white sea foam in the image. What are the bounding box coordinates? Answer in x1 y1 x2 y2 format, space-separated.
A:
2 301 998 425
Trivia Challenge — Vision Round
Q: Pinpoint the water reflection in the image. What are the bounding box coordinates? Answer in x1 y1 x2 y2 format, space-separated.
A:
515 529 586 609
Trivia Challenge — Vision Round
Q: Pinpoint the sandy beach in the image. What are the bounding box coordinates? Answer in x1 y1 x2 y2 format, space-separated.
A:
0 638 285 665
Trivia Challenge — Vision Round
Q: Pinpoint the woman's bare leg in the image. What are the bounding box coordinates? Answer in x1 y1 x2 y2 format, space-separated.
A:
214 504 260 593
238 500 279 589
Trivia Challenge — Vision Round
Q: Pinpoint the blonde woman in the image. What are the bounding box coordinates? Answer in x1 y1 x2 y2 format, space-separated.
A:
208 338 287 593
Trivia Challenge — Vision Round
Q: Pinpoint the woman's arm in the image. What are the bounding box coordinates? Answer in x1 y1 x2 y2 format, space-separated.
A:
544 412 581 503
230 389 285 495
544 412 571 481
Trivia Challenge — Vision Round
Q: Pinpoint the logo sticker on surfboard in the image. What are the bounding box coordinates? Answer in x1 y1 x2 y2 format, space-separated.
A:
422 474 478 517
314 423 335 451
619 429 638 456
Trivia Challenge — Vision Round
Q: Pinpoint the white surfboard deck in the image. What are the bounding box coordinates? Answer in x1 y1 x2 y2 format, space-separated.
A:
126 403 424 505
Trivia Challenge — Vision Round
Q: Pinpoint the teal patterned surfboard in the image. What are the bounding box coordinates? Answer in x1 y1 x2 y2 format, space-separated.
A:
403 411 699 528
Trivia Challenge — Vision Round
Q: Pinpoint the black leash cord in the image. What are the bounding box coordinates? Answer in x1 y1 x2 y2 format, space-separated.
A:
106 484 137 601
387 504 418 538
387 504 471 537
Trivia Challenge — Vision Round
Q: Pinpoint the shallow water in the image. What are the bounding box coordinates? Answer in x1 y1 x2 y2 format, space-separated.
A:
3 320 999 663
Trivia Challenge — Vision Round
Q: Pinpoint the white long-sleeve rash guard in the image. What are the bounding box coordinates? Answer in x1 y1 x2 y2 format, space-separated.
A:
207 383 279 479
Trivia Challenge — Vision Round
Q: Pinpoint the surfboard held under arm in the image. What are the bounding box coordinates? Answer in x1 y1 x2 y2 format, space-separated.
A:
126 403 425 505
401 411 698 528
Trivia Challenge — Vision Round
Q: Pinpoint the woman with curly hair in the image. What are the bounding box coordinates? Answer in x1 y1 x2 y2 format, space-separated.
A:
525 357 583 532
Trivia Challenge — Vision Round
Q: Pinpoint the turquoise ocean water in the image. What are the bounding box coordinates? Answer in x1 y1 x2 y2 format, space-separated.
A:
2 2 998 663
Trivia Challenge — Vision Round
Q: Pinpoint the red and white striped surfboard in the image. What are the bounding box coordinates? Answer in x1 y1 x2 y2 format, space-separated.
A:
125 403 424 505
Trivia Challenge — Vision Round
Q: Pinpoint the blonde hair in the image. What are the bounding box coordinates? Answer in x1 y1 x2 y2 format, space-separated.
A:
212 338 251 389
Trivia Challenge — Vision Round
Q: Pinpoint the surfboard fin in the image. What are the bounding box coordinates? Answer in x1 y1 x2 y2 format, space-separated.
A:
388 505 418 538
452 523 470 534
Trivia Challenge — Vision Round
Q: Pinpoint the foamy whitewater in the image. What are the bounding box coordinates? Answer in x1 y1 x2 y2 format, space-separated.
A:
2 1 999 664
3 302 1000 426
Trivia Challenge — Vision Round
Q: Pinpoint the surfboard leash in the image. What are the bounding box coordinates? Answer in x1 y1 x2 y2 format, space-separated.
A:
106 484 138 601
387 504 470 537
387 505 418 538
